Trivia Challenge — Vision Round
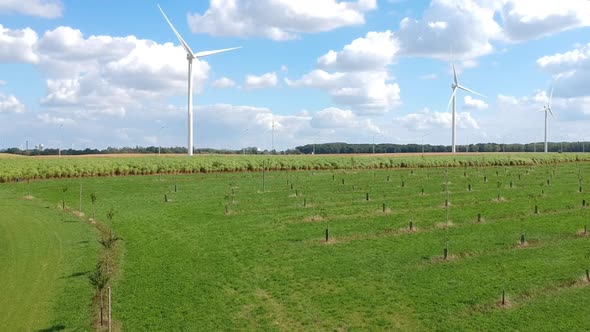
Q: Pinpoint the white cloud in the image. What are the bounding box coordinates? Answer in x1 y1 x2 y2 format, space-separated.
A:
0 94 25 113
396 0 501 60
396 108 479 130
0 25 212 117
500 0 590 41
286 69 400 115
310 107 381 133
0 80 6 86
0 0 63 18
287 30 401 115
317 30 399 71
463 95 488 110
537 43 590 98
281 65 289 72
244 72 278 90
187 0 377 41
393 0 590 61
212 77 236 89
0 24 39 63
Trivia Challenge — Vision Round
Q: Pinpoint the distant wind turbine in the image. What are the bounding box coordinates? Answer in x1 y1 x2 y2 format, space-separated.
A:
540 88 555 153
158 4 240 156
447 63 484 153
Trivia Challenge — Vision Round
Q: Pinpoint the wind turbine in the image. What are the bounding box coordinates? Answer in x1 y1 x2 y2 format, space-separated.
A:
158 4 240 156
447 64 484 153
540 88 554 153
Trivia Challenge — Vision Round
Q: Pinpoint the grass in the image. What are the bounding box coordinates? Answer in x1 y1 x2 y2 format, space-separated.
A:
0 181 99 331
1 157 590 330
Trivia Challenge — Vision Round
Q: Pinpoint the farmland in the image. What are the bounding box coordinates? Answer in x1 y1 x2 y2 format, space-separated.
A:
1 154 590 330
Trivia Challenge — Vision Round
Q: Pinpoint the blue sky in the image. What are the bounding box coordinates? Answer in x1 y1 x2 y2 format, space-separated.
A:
1 0 590 151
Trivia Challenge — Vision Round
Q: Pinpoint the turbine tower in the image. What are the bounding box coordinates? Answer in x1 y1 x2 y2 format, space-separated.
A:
447 64 484 153
158 4 240 156
541 88 555 153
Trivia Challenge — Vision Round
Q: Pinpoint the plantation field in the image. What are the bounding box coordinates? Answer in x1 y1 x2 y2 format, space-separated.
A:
1 156 589 331
2 153 590 183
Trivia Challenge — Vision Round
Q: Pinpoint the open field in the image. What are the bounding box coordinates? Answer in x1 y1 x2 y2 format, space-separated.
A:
1 155 589 330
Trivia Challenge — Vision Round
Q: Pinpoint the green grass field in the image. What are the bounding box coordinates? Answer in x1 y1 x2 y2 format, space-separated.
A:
0 180 99 330
2 156 590 330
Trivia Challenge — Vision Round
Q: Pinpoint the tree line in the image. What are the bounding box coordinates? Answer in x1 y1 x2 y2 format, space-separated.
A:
2 141 589 156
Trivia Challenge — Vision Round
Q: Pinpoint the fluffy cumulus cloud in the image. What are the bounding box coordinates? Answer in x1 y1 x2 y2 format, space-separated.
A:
537 43 590 98
0 94 25 113
500 0 590 41
0 25 212 120
287 31 401 115
0 25 39 63
0 0 63 18
187 0 377 41
310 107 381 133
244 72 278 90
393 0 590 60
396 0 502 60
212 77 236 88
318 30 399 71
396 108 479 130
463 95 488 110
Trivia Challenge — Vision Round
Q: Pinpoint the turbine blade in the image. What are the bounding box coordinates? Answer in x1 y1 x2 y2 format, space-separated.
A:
194 47 241 58
452 63 458 85
158 4 195 57
548 107 555 118
457 85 485 98
549 87 553 108
446 88 457 112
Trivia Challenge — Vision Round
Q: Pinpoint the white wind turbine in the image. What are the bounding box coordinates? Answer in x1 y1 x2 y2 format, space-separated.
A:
158 4 240 156
447 63 484 153
540 88 555 153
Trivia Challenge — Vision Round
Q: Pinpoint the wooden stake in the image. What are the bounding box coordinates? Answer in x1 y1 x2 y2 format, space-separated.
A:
443 242 448 260
262 160 266 192
108 286 112 332
382 203 386 213
325 226 329 243
174 184 177 192
409 221 413 231
520 234 525 245
586 269 589 282
502 290 506 305
79 184 82 213
534 205 538 214
164 194 168 203
477 213 481 223
366 193 369 201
